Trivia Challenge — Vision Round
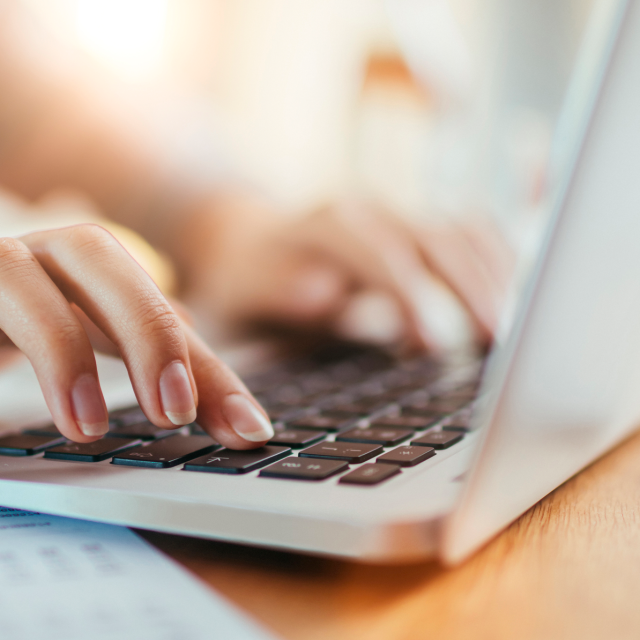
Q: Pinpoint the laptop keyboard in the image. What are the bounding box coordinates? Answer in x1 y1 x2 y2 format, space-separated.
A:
0 349 482 487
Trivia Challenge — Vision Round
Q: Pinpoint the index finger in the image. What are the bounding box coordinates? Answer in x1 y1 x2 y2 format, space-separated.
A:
182 323 274 449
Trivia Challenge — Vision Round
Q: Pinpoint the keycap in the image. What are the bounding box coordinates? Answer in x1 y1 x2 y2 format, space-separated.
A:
259 457 348 481
269 429 327 449
399 392 431 409
267 406 306 422
439 390 476 402
22 424 63 437
370 416 440 431
110 407 147 426
443 422 473 433
287 415 351 432
411 430 464 450
299 441 383 464
355 381 386 396
339 463 401 485
111 436 220 468
336 427 412 447
108 405 139 419
322 398 389 420
400 408 448 420
267 385 305 404
443 410 473 432
319 392 353 407
107 421 177 441
0 434 66 456
376 446 436 467
183 446 291 474
44 438 141 462
189 423 207 436
361 391 402 405
427 399 468 413
385 384 424 396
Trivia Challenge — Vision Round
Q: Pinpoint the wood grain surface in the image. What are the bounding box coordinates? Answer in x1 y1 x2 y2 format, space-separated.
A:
141 429 640 640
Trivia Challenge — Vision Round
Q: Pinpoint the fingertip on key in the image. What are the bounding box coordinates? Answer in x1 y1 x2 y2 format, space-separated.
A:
222 394 274 442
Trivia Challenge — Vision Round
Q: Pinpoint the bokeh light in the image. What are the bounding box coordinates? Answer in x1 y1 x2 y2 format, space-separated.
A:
75 0 168 79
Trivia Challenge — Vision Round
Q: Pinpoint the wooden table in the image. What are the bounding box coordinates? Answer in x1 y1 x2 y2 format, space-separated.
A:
142 430 640 640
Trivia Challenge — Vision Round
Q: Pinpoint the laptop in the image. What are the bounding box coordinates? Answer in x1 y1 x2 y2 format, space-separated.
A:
0 0 639 565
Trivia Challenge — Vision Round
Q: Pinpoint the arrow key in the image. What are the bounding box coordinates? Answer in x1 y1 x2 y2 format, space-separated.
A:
184 446 291 474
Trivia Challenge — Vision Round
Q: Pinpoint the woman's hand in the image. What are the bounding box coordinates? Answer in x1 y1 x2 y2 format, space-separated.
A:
176 195 516 351
0 224 273 446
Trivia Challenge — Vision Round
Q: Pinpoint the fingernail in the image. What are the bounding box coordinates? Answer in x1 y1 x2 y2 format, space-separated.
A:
159 361 197 425
71 373 109 436
222 394 274 442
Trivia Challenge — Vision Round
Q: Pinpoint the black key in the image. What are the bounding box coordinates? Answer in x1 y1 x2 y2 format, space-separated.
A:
400 393 465 415
22 424 62 437
184 446 291 474
364 391 404 405
110 407 147 426
264 396 307 409
337 396 389 410
378 370 414 387
320 401 387 417
401 408 447 419
259 457 348 481
411 430 464 450
339 463 401 485
385 384 424 396
336 427 412 447
399 392 431 409
427 399 467 413
267 385 305 404
438 390 476 402
299 374 339 393
299 441 382 464
107 421 177 441
443 409 474 432
370 416 440 431
266 406 306 421
269 429 327 449
318 392 353 407
108 405 139 419
112 436 219 468
189 423 207 436
443 422 473 433
44 438 140 462
288 415 351 432
376 446 435 467
355 381 386 396
0 434 66 457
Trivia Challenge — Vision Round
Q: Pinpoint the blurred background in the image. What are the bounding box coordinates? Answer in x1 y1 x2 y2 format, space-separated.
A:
14 0 594 233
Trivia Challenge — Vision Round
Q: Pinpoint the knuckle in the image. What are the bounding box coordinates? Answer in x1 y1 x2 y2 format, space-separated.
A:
0 237 37 278
42 318 86 352
0 236 28 254
65 224 118 258
129 296 182 345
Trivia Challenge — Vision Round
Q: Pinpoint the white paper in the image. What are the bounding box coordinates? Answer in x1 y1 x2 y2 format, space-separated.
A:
0 507 277 640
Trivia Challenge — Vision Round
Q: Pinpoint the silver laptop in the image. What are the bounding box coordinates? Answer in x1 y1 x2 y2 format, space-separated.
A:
0 0 638 565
